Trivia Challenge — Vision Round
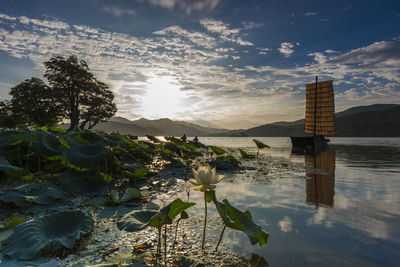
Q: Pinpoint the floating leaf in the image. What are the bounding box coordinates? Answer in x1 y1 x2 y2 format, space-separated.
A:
239 148 256 159
209 145 226 155
173 256 206 267
120 188 142 203
249 253 269 267
253 139 270 149
216 155 240 166
164 137 198 150
212 192 269 247
117 204 160 232
1 210 93 260
62 144 113 172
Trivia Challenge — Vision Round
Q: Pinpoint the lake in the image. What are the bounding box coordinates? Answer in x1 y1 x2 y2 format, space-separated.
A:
182 137 400 267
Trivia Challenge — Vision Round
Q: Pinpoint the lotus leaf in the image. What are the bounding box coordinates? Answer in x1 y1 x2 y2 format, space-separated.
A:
149 198 195 228
209 145 227 155
56 169 109 196
117 204 160 232
212 192 269 247
164 136 198 150
0 163 32 180
1 210 93 260
253 139 270 149
238 148 256 159
173 256 206 267
0 186 69 208
120 188 142 202
32 129 67 157
0 218 24 231
62 131 104 146
62 144 113 171
0 130 31 158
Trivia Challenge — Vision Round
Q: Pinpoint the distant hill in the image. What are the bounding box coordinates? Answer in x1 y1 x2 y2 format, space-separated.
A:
237 104 400 137
93 117 227 136
84 104 400 137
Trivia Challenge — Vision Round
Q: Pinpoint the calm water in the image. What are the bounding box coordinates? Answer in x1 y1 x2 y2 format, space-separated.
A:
185 137 400 267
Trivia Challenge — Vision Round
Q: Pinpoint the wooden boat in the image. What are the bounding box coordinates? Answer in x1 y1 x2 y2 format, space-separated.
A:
291 77 335 152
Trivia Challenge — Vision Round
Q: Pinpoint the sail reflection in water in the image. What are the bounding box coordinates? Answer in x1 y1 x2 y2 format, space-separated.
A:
305 149 336 207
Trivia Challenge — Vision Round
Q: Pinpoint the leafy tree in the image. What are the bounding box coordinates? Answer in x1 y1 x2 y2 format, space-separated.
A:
9 78 62 127
79 80 117 130
44 55 116 131
0 100 19 129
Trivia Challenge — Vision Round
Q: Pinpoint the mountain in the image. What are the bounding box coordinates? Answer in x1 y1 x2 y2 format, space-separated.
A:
90 104 400 137
239 104 400 137
93 117 227 136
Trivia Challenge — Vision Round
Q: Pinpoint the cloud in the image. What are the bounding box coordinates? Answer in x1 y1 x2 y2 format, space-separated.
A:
200 18 253 46
242 21 263 30
102 6 136 16
305 12 318 16
278 42 296 57
257 47 271 55
144 0 222 14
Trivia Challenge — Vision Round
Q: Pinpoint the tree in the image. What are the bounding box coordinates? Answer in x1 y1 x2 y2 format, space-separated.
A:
79 80 117 130
0 100 19 129
9 78 62 127
44 55 116 130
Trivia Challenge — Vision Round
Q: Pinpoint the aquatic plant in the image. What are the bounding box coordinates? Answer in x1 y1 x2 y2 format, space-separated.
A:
253 139 270 160
190 165 224 249
1 210 93 260
117 198 195 265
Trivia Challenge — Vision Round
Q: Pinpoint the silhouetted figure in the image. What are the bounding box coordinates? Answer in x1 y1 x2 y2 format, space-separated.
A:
193 136 199 143
181 133 187 142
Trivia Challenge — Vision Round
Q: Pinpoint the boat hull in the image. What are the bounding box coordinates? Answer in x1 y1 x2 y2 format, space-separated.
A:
291 135 329 153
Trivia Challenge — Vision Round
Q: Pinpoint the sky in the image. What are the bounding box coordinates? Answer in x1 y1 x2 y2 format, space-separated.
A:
0 0 399 129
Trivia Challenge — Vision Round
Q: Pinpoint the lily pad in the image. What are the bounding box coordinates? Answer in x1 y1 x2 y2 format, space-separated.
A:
1 210 93 260
117 204 160 232
208 145 226 155
62 144 114 172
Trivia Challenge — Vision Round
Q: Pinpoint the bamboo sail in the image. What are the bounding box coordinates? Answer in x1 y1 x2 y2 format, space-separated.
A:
304 80 335 136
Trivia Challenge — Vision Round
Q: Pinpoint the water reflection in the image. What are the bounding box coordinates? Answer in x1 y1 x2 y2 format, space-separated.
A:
305 149 336 208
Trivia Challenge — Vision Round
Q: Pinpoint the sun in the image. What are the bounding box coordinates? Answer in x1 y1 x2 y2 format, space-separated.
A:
141 76 183 119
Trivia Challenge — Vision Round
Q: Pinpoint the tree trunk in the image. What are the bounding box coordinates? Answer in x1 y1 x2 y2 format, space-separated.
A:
68 108 80 131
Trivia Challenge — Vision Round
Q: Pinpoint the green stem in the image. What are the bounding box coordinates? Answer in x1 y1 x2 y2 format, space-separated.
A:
215 224 227 251
173 218 181 250
164 224 167 267
202 191 207 250
157 226 161 262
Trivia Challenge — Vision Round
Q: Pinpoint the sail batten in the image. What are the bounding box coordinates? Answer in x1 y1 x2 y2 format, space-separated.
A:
304 80 335 135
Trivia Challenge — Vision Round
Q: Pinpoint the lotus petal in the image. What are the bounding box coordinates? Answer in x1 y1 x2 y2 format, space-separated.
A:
1 210 93 260
62 144 113 172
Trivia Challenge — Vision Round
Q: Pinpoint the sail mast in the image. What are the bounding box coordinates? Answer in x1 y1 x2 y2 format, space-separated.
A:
313 76 318 136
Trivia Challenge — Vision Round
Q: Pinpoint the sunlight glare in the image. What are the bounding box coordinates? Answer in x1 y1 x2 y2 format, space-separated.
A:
141 76 183 119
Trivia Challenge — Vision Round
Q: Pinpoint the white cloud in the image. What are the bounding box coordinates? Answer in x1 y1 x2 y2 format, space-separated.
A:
242 21 263 30
200 18 253 46
278 42 295 57
257 47 271 55
278 216 293 232
145 0 221 14
102 6 136 16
